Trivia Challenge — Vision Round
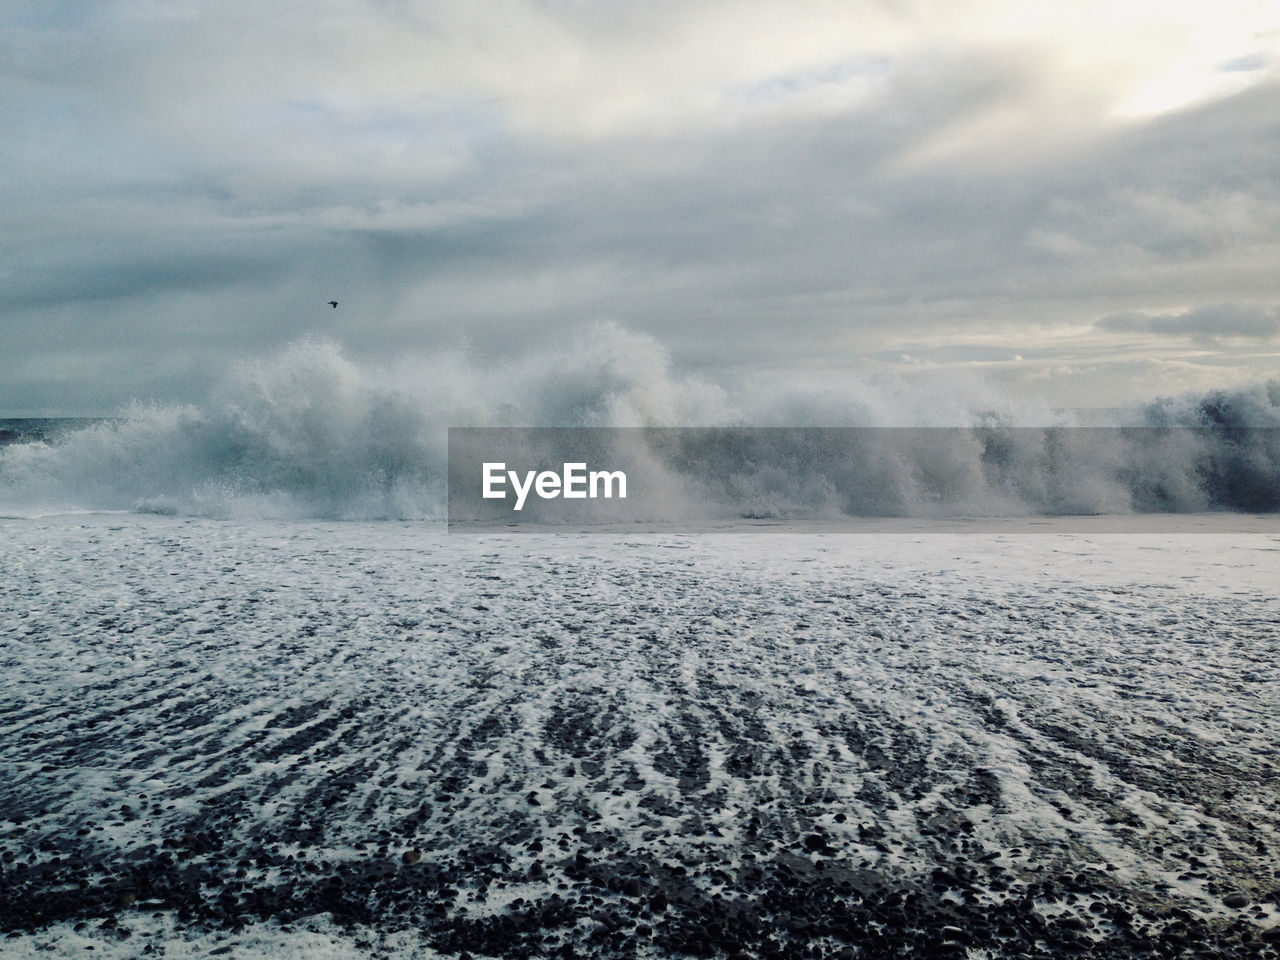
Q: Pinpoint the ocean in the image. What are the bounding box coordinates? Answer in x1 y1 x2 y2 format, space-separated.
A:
1 340 1278 957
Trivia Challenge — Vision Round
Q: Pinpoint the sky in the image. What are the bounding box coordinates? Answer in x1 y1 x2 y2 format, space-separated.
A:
2 0 1279 415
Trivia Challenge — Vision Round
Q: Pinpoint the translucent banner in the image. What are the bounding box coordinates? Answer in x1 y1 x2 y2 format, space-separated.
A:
447 427 1280 532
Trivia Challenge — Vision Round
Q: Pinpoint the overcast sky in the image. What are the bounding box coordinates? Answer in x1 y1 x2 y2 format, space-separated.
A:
3 0 1279 414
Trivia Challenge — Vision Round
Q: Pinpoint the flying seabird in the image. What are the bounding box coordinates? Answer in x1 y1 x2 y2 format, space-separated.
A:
328 300 339 308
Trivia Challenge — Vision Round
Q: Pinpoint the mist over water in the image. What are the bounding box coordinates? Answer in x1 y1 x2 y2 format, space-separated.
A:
1 324 1278 520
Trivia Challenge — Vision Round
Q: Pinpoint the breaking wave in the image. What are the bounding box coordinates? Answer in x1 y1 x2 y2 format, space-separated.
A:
1 325 1278 519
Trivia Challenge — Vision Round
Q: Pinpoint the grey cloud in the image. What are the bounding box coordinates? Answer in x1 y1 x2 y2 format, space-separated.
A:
1218 53 1269 73
1 249 285 310
1097 304 1280 342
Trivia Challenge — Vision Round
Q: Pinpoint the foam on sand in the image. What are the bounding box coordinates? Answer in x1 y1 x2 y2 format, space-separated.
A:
1 516 1276 956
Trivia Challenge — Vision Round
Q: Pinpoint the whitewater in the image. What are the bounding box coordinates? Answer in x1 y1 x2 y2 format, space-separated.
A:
1 329 1278 958
2 326 1279 523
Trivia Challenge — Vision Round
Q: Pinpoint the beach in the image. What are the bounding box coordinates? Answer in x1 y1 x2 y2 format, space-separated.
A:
1 516 1276 957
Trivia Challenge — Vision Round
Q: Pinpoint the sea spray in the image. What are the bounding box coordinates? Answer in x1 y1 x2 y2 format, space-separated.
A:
2 325 1278 520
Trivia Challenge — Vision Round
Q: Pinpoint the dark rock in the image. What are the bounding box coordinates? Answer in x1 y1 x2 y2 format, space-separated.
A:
803 833 829 853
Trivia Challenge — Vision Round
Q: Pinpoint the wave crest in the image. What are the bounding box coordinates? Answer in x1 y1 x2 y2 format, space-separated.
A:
2 327 1278 519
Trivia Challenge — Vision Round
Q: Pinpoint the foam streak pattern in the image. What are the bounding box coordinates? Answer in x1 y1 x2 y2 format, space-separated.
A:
1 518 1278 958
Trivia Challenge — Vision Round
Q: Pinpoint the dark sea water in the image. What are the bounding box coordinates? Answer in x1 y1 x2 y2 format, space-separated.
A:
0 418 108 446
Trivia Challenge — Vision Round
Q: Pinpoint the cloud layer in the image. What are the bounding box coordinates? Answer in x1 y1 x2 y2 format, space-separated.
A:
1098 304 1280 343
3 1 1280 413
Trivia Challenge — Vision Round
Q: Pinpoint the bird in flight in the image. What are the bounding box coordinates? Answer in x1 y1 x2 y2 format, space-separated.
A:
328 300 339 309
